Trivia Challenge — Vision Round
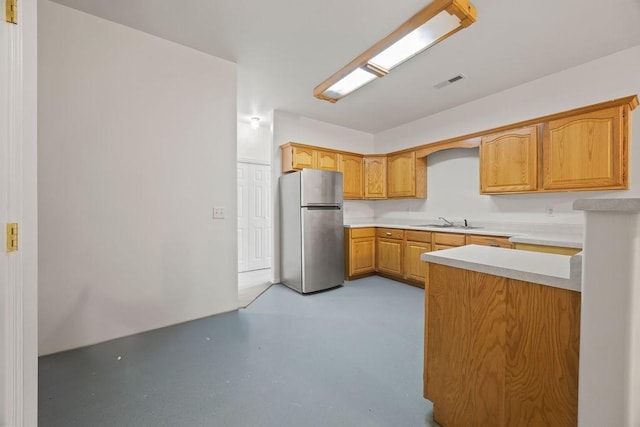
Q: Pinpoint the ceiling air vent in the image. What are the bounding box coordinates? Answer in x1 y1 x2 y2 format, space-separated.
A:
434 74 466 89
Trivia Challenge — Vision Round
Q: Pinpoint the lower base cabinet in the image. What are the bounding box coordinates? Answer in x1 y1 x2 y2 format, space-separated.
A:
404 230 432 285
345 227 514 287
432 232 466 251
424 264 580 427
374 228 405 279
344 228 376 279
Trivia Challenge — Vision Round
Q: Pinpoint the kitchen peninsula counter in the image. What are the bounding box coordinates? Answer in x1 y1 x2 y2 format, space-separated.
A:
422 246 581 426
420 244 581 291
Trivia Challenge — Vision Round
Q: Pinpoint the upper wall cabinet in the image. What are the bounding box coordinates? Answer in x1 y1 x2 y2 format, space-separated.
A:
281 143 314 171
314 149 339 171
480 126 539 194
281 142 339 172
281 94 638 199
339 153 364 199
543 106 627 191
364 155 387 199
387 151 427 198
478 96 637 194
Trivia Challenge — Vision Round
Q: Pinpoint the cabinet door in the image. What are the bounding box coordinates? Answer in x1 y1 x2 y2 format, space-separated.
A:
388 152 416 197
405 241 431 283
314 149 339 171
364 156 387 199
480 126 538 193
543 106 626 190
291 146 315 169
376 238 403 277
349 237 375 276
340 154 364 199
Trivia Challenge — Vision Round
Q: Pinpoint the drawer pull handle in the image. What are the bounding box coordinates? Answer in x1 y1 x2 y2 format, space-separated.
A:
386 232 392 236
490 242 499 247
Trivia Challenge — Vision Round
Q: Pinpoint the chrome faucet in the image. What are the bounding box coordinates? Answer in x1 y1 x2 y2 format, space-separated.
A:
438 216 454 226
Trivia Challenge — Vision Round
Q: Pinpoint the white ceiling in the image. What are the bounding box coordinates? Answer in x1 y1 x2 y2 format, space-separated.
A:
50 0 640 133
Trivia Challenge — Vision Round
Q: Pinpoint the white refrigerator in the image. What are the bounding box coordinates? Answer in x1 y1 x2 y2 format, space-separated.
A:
279 169 344 294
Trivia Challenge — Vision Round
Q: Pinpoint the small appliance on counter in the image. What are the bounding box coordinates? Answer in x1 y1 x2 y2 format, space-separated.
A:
279 169 344 294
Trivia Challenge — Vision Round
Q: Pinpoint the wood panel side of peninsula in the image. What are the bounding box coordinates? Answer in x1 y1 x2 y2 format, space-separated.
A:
424 264 580 427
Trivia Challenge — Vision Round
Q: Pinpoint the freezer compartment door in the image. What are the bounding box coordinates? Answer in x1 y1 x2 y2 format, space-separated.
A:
300 169 343 206
301 206 345 293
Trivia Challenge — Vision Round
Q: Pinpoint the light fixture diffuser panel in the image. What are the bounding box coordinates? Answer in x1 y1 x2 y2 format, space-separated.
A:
369 10 461 70
322 68 377 100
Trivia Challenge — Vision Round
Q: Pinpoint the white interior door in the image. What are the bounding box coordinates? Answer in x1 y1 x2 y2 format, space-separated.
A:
237 162 272 272
248 164 272 270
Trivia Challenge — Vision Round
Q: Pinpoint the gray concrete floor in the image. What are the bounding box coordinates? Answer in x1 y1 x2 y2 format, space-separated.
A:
39 276 437 426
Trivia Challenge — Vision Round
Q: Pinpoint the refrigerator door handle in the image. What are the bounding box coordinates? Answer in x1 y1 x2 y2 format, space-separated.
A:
304 205 342 210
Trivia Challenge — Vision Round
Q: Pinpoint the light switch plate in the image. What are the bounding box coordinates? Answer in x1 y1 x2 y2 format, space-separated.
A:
213 207 226 219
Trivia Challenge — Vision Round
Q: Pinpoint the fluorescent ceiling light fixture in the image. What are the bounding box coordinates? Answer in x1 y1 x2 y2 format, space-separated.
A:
323 68 378 100
314 0 476 103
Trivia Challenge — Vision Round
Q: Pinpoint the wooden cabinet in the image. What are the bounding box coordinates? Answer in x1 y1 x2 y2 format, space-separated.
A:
424 264 580 426
404 230 431 285
364 155 387 199
344 227 376 279
387 151 427 198
479 97 636 194
480 126 539 194
514 242 581 255
314 149 339 171
376 228 403 277
281 143 339 172
281 143 314 171
339 153 364 199
282 96 637 199
465 234 512 248
543 106 627 191
432 232 466 251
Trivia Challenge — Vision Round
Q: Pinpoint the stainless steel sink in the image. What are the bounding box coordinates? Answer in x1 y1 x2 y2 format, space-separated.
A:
411 224 484 230
411 224 454 228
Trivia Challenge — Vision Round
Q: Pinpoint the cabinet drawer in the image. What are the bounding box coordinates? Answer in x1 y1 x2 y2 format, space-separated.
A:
432 244 459 251
433 232 466 246
465 234 512 248
377 228 404 240
406 230 431 243
350 227 375 238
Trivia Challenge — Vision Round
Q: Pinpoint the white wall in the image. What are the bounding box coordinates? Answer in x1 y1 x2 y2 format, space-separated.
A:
38 1 238 355
271 111 375 281
238 120 272 165
575 203 640 427
374 44 640 224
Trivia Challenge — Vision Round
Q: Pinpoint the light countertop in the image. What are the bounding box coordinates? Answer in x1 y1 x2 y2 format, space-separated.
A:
343 219 583 249
420 244 582 292
574 197 640 212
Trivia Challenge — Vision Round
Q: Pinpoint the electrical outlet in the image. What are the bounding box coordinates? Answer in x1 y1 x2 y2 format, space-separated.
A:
213 207 226 219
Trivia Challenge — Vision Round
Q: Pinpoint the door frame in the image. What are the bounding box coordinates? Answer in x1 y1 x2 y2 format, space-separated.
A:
1 0 38 425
